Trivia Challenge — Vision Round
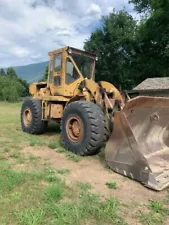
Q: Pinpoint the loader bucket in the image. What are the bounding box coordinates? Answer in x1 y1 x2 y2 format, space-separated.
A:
105 96 169 191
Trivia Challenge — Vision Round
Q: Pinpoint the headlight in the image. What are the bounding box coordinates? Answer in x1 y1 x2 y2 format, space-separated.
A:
68 48 72 54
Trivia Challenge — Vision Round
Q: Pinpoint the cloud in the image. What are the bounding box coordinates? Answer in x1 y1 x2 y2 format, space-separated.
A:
86 3 102 17
0 0 136 67
10 46 30 58
31 53 42 59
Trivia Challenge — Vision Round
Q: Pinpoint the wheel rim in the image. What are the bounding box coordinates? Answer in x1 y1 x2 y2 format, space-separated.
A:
23 108 32 127
66 116 83 142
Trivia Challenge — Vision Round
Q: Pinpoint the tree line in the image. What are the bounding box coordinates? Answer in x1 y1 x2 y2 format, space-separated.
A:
0 68 29 102
0 65 48 103
84 0 169 90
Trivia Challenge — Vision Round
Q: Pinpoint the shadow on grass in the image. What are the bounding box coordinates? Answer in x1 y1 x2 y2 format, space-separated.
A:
44 121 61 136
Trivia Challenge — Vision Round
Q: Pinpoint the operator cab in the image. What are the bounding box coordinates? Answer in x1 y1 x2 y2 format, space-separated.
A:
47 46 96 97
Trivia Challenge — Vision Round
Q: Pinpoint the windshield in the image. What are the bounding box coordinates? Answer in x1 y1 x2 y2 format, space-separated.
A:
71 53 94 79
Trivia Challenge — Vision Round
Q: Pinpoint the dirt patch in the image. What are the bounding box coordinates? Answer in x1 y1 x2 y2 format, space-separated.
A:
164 216 169 225
19 146 167 205
13 162 42 172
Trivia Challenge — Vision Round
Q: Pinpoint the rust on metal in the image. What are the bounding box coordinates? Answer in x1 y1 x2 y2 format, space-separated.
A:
23 108 32 127
50 104 63 119
105 96 169 191
66 116 83 142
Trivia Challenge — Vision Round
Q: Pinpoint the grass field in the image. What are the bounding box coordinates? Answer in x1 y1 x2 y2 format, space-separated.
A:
0 102 169 225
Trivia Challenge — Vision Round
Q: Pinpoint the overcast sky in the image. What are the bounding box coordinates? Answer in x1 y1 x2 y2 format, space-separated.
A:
0 0 138 67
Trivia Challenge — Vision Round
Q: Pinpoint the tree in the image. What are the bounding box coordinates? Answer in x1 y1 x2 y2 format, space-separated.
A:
85 2 169 90
0 67 29 102
7 67 29 97
6 67 18 78
129 0 151 13
18 78 29 97
84 10 138 89
0 69 6 76
129 0 169 82
40 66 48 82
0 76 24 102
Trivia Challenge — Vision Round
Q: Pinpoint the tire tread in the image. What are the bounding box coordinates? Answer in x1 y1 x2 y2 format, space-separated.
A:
21 98 45 134
60 100 105 156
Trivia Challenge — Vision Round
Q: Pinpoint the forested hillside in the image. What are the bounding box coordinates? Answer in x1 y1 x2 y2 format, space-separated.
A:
12 61 48 83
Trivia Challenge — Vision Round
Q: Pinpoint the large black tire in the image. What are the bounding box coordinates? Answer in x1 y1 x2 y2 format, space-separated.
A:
103 116 113 142
60 101 105 156
21 98 46 134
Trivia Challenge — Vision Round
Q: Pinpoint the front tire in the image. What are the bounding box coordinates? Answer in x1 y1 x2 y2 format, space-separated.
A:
21 98 46 134
60 101 105 156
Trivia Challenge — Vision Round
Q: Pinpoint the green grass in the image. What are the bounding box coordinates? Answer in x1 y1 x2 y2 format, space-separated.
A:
105 181 117 189
27 154 39 161
66 152 81 162
50 192 126 225
44 170 59 183
29 136 44 146
138 211 164 225
44 182 65 202
0 159 126 224
149 201 164 213
9 151 26 164
18 208 46 225
48 141 58 149
0 163 61 224
45 174 58 182
3 147 10 153
55 147 65 153
0 168 24 193
43 167 59 183
0 157 126 225
138 200 169 225
2 102 169 225
57 168 70 174
77 182 92 191
55 147 82 163
10 151 21 158
17 156 26 164
41 187 126 225
9 191 21 201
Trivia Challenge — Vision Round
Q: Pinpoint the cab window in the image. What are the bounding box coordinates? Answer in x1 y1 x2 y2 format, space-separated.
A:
54 54 61 72
48 60 53 83
65 58 80 84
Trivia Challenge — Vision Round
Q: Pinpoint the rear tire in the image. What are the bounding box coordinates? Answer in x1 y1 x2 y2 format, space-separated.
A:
21 98 46 134
60 101 105 156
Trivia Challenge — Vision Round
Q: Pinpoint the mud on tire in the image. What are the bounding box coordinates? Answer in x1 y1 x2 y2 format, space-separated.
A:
21 98 46 134
60 101 105 156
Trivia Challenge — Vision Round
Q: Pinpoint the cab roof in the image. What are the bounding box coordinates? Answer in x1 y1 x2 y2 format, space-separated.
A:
48 46 96 59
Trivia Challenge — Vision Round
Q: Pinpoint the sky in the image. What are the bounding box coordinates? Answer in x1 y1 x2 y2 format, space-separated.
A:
0 0 138 67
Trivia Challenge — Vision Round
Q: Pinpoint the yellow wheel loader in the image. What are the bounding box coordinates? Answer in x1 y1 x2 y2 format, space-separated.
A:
21 46 169 191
